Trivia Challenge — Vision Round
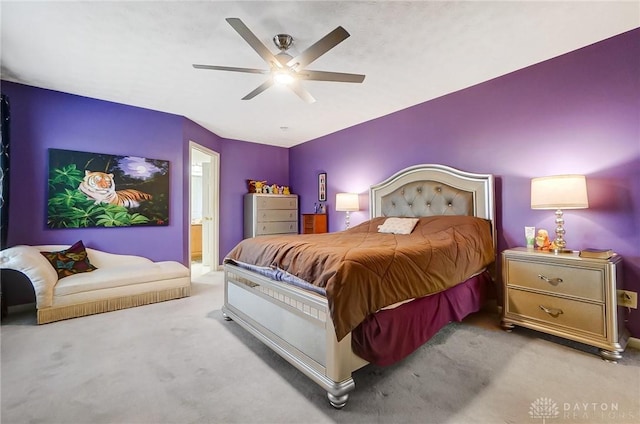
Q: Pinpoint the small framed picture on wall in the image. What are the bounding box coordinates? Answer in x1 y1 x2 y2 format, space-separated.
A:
318 172 327 202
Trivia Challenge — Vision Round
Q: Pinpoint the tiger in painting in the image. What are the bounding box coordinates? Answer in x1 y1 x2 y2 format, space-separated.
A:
78 170 152 208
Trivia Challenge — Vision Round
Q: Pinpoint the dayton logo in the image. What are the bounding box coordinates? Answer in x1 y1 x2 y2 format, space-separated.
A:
530 397 560 423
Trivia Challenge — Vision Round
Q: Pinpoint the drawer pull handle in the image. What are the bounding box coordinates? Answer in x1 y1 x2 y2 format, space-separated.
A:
538 274 563 285
539 305 563 317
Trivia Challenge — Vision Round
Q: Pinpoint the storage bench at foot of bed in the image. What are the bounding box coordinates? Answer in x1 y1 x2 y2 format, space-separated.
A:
222 264 368 408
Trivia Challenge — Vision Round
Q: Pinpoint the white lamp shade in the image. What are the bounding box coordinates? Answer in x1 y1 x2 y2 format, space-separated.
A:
335 193 359 211
531 175 589 210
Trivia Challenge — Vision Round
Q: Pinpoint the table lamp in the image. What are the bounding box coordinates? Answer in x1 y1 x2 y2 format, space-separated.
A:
530 174 589 252
335 193 359 230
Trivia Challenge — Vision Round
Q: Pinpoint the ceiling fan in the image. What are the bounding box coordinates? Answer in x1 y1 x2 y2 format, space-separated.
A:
193 18 365 103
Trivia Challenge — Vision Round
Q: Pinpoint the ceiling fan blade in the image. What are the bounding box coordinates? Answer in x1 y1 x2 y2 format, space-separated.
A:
287 26 350 70
193 64 269 75
226 18 282 69
298 70 365 83
242 79 274 100
289 81 316 104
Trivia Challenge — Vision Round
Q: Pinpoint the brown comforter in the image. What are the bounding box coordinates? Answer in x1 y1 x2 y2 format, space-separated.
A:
225 215 495 341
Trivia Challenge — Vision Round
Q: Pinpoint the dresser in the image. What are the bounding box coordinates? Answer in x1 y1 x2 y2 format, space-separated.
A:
301 213 328 234
501 247 628 362
244 194 299 238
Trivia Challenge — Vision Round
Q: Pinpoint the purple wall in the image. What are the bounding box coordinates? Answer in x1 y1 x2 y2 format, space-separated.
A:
2 82 186 263
290 29 640 335
217 139 290 258
1 82 290 266
177 119 290 261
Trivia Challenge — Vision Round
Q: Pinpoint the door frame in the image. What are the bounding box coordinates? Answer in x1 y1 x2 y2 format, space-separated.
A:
189 141 220 270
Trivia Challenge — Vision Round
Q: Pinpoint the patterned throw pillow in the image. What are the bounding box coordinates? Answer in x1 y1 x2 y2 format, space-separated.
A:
377 217 420 235
40 240 98 279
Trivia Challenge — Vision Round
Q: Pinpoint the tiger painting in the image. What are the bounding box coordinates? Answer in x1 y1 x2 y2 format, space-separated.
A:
78 170 152 208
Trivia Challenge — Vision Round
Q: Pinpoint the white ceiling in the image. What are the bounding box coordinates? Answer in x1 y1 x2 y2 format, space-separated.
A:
1 1 638 148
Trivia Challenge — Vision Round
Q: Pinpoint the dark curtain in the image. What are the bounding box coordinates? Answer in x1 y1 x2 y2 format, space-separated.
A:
0 94 10 249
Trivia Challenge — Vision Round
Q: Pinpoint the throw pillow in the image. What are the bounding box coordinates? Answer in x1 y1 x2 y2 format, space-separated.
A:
40 240 97 279
377 217 420 235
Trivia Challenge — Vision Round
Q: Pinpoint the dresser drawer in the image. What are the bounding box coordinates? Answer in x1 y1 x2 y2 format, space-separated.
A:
506 259 604 301
255 221 298 236
256 196 297 210
507 288 605 337
256 209 297 222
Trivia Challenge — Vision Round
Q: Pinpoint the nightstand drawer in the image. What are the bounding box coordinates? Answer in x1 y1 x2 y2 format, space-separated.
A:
507 288 605 337
506 260 604 301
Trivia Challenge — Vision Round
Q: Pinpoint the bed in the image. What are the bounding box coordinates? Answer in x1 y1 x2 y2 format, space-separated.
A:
222 164 496 408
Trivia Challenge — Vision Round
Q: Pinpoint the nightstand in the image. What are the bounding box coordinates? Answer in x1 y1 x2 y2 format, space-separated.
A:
301 213 328 234
501 247 629 362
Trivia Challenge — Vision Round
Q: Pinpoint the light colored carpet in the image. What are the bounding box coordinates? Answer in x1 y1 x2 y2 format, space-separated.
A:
1 271 639 424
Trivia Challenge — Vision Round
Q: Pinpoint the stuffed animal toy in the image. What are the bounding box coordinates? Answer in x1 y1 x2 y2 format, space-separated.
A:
247 179 257 193
535 229 552 250
282 186 290 195
254 181 266 194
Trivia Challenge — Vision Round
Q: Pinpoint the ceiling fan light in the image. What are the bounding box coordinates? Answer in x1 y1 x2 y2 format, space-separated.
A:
273 70 295 85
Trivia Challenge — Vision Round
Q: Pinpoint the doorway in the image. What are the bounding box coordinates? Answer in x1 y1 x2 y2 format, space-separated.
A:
189 142 220 276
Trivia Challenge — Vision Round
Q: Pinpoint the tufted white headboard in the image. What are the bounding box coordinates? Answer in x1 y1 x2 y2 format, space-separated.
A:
370 164 496 248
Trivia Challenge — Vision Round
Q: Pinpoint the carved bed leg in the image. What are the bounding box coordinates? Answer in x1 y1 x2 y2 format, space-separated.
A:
325 378 355 409
327 392 349 409
501 320 515 332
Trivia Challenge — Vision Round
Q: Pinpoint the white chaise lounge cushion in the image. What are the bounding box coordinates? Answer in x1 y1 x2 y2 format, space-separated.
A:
54 261 188 296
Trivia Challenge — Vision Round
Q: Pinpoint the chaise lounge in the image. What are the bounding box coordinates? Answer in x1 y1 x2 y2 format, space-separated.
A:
0 242 190 323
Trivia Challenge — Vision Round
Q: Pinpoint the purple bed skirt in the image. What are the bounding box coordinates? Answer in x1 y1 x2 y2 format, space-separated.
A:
351 271 492 366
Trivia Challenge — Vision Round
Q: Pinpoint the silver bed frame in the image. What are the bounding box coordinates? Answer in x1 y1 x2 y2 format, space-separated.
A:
222 164 495 408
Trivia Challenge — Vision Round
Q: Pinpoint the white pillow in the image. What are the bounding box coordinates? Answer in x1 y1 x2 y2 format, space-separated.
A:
377 217 419 235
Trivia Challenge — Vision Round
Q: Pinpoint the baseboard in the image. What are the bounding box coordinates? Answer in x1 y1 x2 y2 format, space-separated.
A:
628 336 640 350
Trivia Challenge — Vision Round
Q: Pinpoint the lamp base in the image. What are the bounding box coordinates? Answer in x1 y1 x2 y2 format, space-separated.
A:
553 208 567 251
550 247 573 254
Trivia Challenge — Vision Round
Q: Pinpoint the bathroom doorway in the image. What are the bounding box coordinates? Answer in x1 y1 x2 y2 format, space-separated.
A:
189 142 219 276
